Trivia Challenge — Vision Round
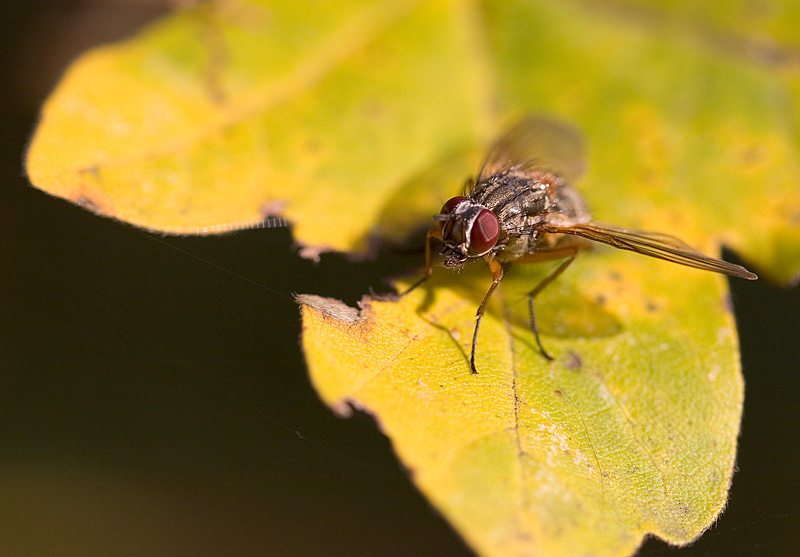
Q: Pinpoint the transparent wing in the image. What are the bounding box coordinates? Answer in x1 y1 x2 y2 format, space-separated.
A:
543 221 757 279
477 116 586 184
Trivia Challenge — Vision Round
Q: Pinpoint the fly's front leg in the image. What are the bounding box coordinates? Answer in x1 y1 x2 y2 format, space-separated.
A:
471 259 505 374
527 254 576 360
402 228 442 296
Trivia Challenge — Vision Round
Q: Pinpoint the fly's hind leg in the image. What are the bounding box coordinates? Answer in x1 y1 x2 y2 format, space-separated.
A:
526 254 577 360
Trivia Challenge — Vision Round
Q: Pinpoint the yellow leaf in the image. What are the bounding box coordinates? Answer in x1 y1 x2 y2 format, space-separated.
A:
25 1 800 278
300 247 744 557
26 0 488 254
24 1 800 555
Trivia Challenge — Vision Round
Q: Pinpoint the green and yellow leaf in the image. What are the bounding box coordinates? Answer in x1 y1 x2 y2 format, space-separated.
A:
25 1 800 555
300 244 745 557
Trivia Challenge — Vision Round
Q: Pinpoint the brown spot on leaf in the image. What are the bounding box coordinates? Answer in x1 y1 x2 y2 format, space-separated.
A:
260 200 287 219
297 294 378 343
255 202 290 230
72 189 112 217
77 164 100 177
75 195 102 213
303 137 322 154
788 205 800 227
563 351 582 371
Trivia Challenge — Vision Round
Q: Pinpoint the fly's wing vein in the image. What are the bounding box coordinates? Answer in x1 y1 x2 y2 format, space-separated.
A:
543 222 757 279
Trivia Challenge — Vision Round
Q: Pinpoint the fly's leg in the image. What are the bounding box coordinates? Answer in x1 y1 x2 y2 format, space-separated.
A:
527 254 577 360
402 228 442 296
471 259 505 374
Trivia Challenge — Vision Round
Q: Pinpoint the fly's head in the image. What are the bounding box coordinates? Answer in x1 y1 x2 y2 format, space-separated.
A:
434 196 500 268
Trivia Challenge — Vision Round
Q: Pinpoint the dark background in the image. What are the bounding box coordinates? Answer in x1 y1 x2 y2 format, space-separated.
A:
1 2 798 555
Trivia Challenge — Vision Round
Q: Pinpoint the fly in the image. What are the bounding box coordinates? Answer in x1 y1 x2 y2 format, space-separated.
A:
406 117 757 374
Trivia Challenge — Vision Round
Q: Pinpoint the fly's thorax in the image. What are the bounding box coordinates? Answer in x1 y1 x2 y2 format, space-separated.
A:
474 174 591 263
476 171 591 229
472 169 559 223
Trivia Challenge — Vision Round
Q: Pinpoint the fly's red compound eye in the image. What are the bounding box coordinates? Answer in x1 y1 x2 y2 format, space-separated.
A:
440 196 468 214
469 209 500 255
439 195 467 230
438 196 468 230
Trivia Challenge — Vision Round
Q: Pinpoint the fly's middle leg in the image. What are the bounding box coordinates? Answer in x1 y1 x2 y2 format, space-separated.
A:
470 259 505 374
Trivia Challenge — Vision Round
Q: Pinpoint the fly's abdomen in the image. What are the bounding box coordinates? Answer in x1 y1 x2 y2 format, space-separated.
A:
548 184 591 226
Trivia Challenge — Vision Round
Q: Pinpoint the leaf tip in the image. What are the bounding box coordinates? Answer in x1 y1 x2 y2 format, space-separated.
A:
296 294 362 325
